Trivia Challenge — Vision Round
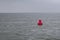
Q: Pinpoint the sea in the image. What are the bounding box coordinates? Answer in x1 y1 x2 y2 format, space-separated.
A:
0 13 60 40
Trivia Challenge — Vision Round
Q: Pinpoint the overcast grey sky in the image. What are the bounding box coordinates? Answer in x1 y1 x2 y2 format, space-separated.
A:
0 0 60 13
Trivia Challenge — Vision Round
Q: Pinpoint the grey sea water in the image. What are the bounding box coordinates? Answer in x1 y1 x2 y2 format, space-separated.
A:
0 13 60 40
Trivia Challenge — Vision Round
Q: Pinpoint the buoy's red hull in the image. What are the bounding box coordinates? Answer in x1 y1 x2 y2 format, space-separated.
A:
37 19 43 26
37 22 43 26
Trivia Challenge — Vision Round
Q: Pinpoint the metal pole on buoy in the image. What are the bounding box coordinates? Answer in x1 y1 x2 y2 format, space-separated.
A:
37 19 43 27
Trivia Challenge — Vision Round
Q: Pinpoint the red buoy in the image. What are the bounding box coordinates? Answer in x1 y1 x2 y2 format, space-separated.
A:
37 19 43 26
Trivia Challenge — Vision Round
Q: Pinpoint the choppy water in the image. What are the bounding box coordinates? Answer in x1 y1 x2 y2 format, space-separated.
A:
0 13 60 40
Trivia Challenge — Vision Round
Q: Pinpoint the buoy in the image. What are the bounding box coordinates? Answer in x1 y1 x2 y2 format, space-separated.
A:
37 19 43 26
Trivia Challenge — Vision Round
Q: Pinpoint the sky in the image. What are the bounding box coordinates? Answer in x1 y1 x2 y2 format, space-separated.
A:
0 0 60 13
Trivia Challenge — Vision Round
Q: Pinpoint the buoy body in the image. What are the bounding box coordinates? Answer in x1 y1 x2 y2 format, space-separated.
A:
37 19 43 26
